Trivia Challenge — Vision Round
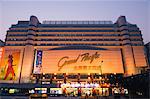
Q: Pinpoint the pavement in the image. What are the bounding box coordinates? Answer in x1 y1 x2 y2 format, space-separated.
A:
0 96 129 99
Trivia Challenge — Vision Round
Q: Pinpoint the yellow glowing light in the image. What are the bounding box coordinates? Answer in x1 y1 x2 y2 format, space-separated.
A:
99 77 102 80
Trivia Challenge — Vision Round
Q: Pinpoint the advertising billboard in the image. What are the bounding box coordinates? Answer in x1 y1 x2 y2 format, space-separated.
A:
40 50 124 74
33 50 43 74
0 51 21 80
0 47 4 67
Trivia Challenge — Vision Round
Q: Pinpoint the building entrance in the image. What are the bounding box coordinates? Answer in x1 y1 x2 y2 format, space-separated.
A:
60 82 110 96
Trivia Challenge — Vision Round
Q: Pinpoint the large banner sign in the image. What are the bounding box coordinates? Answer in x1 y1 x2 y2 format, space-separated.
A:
0 51 20 80
33 50 43 74
0 47 4 67
41 50 124 74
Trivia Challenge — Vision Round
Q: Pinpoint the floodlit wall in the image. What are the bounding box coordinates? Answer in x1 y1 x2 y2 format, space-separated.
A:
33 49 124 74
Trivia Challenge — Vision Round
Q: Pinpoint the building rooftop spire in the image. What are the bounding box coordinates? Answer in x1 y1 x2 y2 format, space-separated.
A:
116 16 127 26
29 15 40 26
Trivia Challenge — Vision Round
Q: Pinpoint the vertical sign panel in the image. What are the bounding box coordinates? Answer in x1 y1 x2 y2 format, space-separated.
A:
33 50 43 74
0 47 4 67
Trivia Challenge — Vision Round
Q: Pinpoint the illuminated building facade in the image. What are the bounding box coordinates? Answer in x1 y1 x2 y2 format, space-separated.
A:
145 42 150 66
0 40 5 73
0 16 148 87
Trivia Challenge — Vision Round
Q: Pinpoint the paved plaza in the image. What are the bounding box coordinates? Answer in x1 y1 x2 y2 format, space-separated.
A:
0 96 130 99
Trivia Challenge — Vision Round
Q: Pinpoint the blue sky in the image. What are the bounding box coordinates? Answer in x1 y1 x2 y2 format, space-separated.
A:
0 0 149 43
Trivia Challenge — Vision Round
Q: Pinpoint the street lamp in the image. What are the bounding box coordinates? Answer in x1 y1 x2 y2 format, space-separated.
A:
99 61 103 75
99 61 104 96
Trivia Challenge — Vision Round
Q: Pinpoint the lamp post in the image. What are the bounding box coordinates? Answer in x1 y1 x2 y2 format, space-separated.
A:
99 61 103 96
99 61 103 75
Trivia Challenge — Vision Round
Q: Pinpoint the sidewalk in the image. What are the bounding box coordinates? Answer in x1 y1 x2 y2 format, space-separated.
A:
0 96 129 99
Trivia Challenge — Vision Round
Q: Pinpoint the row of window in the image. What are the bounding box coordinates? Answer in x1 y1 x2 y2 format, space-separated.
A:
7 29 140 32
38 25 114 28
11 22 137 28
8 30 27 32
11 25 114 28
5 43 120 46
6 38 142 41
37 38 121 41
43 20 113 25
7 33 141 37
7 39 26 41
5 43 143 46
36 34 121 36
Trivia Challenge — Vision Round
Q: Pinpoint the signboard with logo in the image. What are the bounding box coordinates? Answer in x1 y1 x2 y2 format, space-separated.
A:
41 50 124 74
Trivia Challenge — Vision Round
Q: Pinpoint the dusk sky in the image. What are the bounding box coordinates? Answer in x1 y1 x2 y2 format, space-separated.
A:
0 0 149 43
